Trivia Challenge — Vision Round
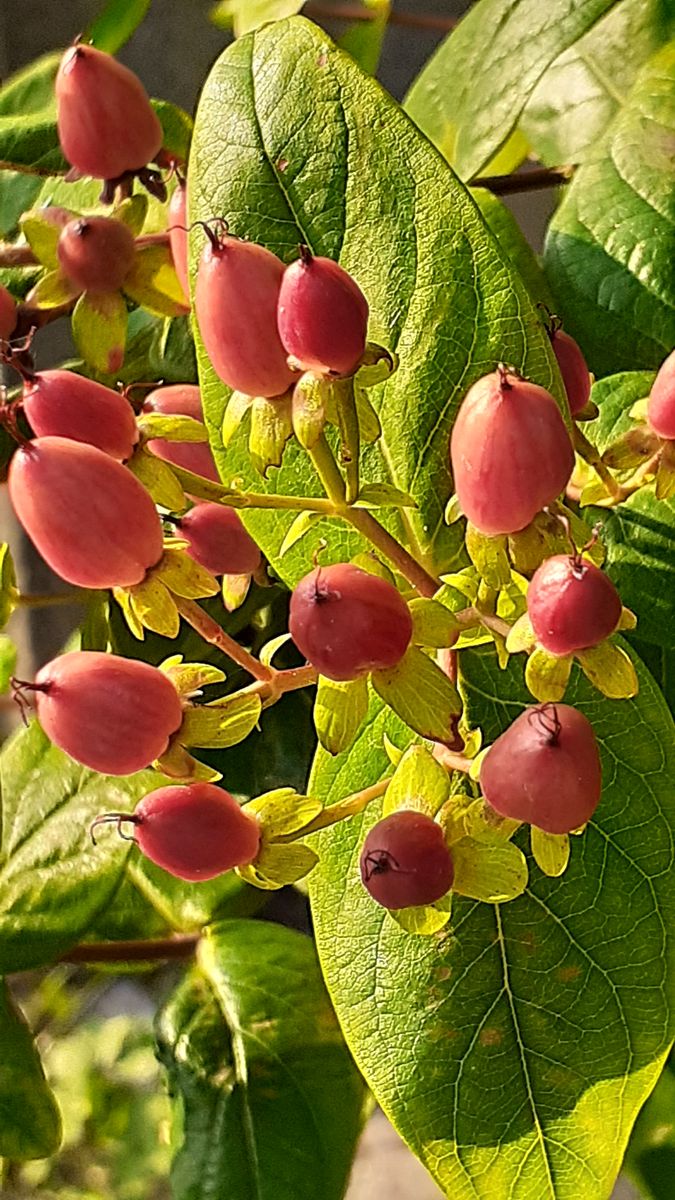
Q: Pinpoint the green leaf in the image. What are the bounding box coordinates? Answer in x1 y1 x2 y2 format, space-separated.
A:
128 447 187 510
544 43 675 376
124 244 191 318
530 827 570 878
0 634 17 694
308 648 675 1200
471 188 555 309
520 0 675 165
577 640 640 699
241 840 319 888
0 51 60 119
190 16 563 586
86 0 151 52
408 597 459 648
624 1051 675 1200
0 171 42 238
155 919 366 1200
0 721 164 972
179 693 262 749
211 0 304 36
0 979 62 1159
127 857 263 932
339 0 390 76
353 482 417 509
383 744 450 817
403 0 617 178
29 268 79 307
0 541 17 628
314 674 369 756
372 646 462 742
72 289 128 375
525 645 573 702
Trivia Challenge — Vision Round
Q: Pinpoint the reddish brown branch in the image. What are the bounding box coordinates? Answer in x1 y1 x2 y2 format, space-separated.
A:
472 164 575 195
59 934 199 963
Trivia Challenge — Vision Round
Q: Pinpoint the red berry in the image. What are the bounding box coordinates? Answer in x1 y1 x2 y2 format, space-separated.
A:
8 436 163 588
56 44 163 180
450 367 575 536
131 783 260 880
34 651 182 776
176 504 261 576
550 329 591 416
0 283 17 341
57 216 136 294
168 181 189 301
527 555 622 657
360 810 453 909
647 349 675 440
480 703 602 834
194 233 296 398
23 369 138 460
143 384 219 482
289 563 412 682
277 248 369 376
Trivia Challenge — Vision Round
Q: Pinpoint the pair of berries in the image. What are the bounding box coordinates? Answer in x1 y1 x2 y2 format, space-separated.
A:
194 229 368 397
361 702 601 911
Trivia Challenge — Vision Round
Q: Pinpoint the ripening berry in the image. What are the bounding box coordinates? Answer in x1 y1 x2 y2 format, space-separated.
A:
549 328 591 417
289 563 412 682
450 367 575 535
527 554 622 657
143 384 219 482
360 810 453 909
56 44 163 180
23 369 138 460
127 783 259 880
176 504 261 576
33 651 183 775
480 703 602 834
647 349 675 440
57 216 136 294
195 231 296 398
168 180 189 300
277 248 369 376
8 436 163 588
0 283 17 341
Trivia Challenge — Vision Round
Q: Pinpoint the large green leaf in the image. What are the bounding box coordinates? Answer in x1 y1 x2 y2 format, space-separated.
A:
155 919 366 1200
582 370 675 650
0 721 163 972
623 1049 675 1200
544 42 675 376
190 15 562 586
471 187 555 309
87 0 151 51
403 0 618 178
308 650 675 1200
0 979 62 1160
520 0 675 165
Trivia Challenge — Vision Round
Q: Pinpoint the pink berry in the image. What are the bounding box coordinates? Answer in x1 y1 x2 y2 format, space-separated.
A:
647 349 675 440
289 563 412 682
34 651 182 775
8 436 163 588
0 283 17 341
23 369 138 460
176 504 261 576
56 44 163 181
143 384 219 482
194 232 296 398
480 703 602 834
57 216 136 294
277 248 369 376
450 367 575 536
130 783 260 880
168 180 189 301
360 810 453 909
527 555 622 657
550 329 591 417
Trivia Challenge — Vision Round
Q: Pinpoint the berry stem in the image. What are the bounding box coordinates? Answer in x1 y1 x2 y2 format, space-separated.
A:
243 663 319 705
17 589 95 609
454 605 512 640
174 597 274 683
572 425 623 503
277 777 392 841
166 463 335 513
307 433 347 505
0 242 38 267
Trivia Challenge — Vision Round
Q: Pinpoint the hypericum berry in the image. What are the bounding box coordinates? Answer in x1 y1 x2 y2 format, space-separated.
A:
450 366 575 536
289 563 412 682
194 228 296 398
360 810 453 909
0 283 17 341
22 369 138 460
55 44 163 181
277 247 369 376
168 180 189 300
480 703 602 834
527 554 622 657
31 651 182 776
647 349 675 440
143 384 219 482
175 504 261 576
8 436 163 588
549 328 591 417
92 783 261 880
57 216 136 294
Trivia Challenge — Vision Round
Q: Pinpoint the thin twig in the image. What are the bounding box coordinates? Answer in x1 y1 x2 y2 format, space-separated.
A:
175 597 274 682
472 165 575 195
304 2 458 32
58 934 199 964
0 242 37 267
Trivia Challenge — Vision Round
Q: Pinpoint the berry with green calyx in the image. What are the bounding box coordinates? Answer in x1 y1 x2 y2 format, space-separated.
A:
527 554 622 657
57 215 136 294
360 810 453 909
